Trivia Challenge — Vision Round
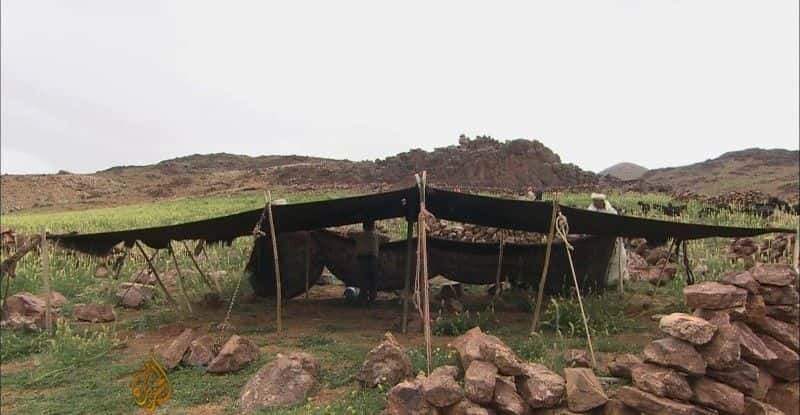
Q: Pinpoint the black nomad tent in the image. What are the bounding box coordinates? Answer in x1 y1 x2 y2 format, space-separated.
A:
51 186 792 298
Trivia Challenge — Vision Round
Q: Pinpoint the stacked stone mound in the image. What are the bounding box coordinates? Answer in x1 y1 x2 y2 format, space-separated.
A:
614 263 799 415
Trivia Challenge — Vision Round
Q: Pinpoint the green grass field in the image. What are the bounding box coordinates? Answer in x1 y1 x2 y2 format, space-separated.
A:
0 190 796 414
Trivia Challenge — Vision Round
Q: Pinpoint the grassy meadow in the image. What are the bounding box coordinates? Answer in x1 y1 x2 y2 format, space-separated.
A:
0 189 796 414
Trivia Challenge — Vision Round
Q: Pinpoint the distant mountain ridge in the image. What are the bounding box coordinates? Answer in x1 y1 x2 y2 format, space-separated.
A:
598 162 649 180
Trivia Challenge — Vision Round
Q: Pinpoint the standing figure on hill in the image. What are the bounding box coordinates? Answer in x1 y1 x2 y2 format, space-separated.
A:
587 193 629 287
348 221 390 304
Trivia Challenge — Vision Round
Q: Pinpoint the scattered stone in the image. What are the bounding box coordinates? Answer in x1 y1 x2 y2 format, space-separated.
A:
607 354 642 379
684 282 747 310
155 328 194 370
643 337 706 376
182 334 218 367
0 314 40 331
758 316 800 352
39 291 68 308
563 368 608 412
445 399 496 415
515 363 565 409
616 386 715 415
601 399 638 415
386 379 435 415
766 304 800 324
758 334 800 381
493 377 527 415
760 285 800 306
707 360 760 397
734 322 778 362
2 292 47 328
94 265 110 279
698 323 741 370
563 349 591 368
115 283 155 308
207 334 259 374
765 382 799 415
73 303 115 323
631 363 693 401
421 369 464 408
690 377 745 415
132 270 158 285
239 352 318 413
659 313 717 345
721 270 760 294
744 397 784 415
751 263 797 286
465 360 497 404
355 333 413 388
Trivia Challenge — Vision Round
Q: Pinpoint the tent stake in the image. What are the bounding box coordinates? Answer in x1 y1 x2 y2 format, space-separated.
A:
41 231 54 336
266 191 283 333
134 242 178 306
530 196 560 334
402 219 414 334
168 242 193 313
182 241 219 294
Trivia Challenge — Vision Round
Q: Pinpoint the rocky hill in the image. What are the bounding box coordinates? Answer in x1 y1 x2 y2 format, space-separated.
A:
641 148 799 201
598 162 649 181
0 136 599 213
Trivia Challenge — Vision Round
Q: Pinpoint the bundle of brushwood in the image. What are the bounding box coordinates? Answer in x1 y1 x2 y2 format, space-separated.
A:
425 218 546 245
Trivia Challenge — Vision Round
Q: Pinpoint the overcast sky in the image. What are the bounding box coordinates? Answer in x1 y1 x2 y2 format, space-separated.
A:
1 1 798 175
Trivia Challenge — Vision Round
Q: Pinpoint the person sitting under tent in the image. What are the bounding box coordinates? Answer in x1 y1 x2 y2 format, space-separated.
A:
347 220 390 304
587 193 629 287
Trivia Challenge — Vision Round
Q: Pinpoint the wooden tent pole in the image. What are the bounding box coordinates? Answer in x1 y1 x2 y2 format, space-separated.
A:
168 242 193 313
41 231 54 336
134 241 178 306
266 191 283 333
618 238 624 295
181 241 219 294
530 195 560 334
401 219 414 334
793 221 799 274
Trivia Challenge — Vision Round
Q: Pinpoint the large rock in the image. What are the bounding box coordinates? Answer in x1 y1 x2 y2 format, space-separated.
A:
694 308 734 326
684 282 748 310
607 354 641 379
1 292 47 328
758 334 800 381
765 382 799 415
465 360 497 404
659 313 717 345
445 399 496 415
643 337 706 376
760 285 800 306
479 340 526 376
450 327 495 369
207 334 259 374
690 377 745 415
698 323 741 370
39 291 68 308
515 363 565 409
182 334 217 367
753 367 775 400
734 322 778 362
73 303 115 322
422 372 464 408
707 360 760 397
133 270 158 285
722 270 761 294
155 328 194 370
601 399 638 415
751 263 798 287
115 283 155 308
744 397 784 415
563 368 608 412
631 363 693 401
563 349 591 368
744 295 769 325
386 379 436 415
239 352 318 413
766 304 800 324
492 377 527 415
355 333 413 388
758 317 800 352
616 386 715 415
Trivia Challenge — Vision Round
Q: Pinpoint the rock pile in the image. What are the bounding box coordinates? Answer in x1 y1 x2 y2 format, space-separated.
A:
153 329 258 374
614 263 799 415
425 218 546 245
0 291 66 330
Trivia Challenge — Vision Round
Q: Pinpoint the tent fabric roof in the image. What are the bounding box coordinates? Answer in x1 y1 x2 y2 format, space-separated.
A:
52 186 792 254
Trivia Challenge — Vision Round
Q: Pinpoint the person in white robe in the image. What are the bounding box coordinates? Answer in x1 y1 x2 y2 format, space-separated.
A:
587 193 628 287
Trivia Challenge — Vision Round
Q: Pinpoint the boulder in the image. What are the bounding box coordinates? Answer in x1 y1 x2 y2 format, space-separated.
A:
765 382 799 415
760 285 800 306
94 265 110 279
601 399 638 415
73 303 115 322
744 397 784 415
766 304 800 324
465 360 498 404
39 291 68 308
734 322 778 362
607 354 641 379
115 283 155 308
751 263 797 287
684 282 748 310
690 377 745 415
643 338 706 376
753 367 775 401
757 316 800 352
386 379 436 415
182 334 218 367
450 327 492 369
698 323 741 371
616 386 715 415
744 295 769 325
707 360 760 397
445 399 496 415
155 328 194 370
207 334 259 374
563 349 591 368
421 370 464 408
515 363 565 409
432 365 461 380
758 334 800 381
631 363 693 401
133 270 158 285
659 313 717 345
563 368 608 412
479 340 526 377
239 352 318 413
493 377 528 415
1 292 47 328
355 333 413 388
721 270 760 294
